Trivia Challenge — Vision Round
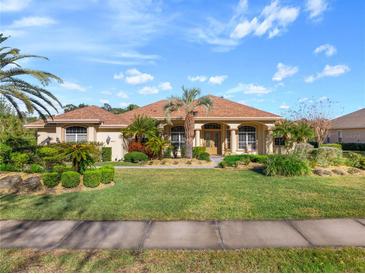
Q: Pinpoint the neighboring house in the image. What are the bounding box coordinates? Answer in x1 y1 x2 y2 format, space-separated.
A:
25 96 282 160
327 108 365 144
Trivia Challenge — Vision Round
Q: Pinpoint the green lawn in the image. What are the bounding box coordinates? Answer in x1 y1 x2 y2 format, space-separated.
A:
1 248 364 272
95 161 143 166
1 169 364 220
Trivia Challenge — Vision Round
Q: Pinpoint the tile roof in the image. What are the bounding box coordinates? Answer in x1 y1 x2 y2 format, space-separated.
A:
118 95 281 123
330 108 365 129
26 106 129 127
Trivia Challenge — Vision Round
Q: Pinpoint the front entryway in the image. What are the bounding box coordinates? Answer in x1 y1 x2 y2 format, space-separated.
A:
204 130 221 155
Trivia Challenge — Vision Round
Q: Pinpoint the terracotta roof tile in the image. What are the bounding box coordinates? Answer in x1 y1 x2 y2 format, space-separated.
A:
118 95 281 123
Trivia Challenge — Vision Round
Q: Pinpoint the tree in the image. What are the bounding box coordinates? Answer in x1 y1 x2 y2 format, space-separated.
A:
145 135 170 159
164 87 212 159
121 115 159 142
272 120 295 154
292 120 314 143
101 103 112 112
63 103 88 112
0 34 62 120
289 99 334 146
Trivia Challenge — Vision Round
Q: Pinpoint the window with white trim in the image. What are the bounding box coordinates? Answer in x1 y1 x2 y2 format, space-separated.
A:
65 126 87 142
238 126 256 150
171 126 185 150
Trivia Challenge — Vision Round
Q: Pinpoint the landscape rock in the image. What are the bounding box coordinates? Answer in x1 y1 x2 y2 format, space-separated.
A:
313 168 333 176
331 169 347 176
21 176 42 192
347 167 362 175
0 175 22 192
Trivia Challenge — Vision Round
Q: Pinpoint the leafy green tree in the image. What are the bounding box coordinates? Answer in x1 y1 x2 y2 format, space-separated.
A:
145 135 170 159
164 87 212 158
273 120 295 154
122 115 159 142
292 120 314 143
0 34 62 120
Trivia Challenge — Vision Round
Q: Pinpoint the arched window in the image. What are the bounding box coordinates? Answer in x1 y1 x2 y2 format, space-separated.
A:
171 126 185 150
65 126 87 142
203 123 221 129
238 126 256 150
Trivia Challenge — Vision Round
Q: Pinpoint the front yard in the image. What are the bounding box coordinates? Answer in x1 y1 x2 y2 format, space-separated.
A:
1 169 364 220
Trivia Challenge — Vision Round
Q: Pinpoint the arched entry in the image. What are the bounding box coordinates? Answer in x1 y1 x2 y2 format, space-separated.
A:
203 123 221 155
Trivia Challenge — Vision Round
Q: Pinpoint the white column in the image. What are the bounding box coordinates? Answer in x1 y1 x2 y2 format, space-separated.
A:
264 124 275 154
231 128 237 154
56 126 62 142
195 129 201 147
87 126 96 142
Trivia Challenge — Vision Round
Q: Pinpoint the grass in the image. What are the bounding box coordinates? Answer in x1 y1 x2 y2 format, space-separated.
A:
1 248 364 272
95 161 143 166
1 169 364 220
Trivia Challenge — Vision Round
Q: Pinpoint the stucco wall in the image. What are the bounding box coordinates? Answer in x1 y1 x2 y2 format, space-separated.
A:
327 128 365 143
96 129 125 161
36 127 57 144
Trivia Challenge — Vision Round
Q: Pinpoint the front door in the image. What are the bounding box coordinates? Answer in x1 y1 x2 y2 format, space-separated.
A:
204 131 221 155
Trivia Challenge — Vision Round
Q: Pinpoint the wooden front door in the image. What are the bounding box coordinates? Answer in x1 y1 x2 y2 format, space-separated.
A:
204 131 221 155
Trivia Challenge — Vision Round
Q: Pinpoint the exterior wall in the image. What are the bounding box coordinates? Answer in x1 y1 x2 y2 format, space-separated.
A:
36 127 57 144
96 129 125 161
327 128 365 143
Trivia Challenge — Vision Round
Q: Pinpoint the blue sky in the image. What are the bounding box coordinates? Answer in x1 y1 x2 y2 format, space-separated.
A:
1 0 364 117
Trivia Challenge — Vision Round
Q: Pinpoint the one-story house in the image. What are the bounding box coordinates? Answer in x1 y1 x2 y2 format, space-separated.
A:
25 96 282 160
327 108 365 143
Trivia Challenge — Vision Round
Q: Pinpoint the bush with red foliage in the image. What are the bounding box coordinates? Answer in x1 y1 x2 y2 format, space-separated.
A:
128 141 145 153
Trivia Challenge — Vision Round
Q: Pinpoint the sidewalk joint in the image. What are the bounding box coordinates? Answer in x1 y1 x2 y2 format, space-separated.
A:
215 221 225 250
286 221 315 247
138 220 153 250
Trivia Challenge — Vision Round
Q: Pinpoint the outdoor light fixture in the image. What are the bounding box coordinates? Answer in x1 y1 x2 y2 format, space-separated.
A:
106 136 111 144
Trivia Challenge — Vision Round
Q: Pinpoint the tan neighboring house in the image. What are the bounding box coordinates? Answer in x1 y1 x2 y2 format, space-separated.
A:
327 108 365 143
25 96 282 161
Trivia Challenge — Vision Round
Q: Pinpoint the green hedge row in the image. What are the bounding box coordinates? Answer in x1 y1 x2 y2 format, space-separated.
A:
101 147 112 162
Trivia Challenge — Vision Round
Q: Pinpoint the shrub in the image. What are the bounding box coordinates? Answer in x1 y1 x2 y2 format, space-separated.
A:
344 152 365 170
197 152 210 161
0 163 16 171
193 147 206 158
163 146 173 158
100 167 114 184
249 154 268 163
53 164 73 174
0 143 12 164
264 155 311 176
42 172 60 188
124 151 148 163
37 146 63 169
221 155 251 167
341 143 365 151
83 170 101 188
293 143 314 160
61 171 80 188
310 147 343 167
101 147 112 162
27 164 45 173
128 141 145 153
321 143 342 150
10 152 29 170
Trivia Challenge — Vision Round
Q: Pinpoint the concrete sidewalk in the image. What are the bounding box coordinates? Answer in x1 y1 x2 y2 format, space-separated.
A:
1 219 364 250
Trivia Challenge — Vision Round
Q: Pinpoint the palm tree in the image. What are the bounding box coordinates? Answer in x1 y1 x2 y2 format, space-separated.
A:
164 86 212 159
0 34 62 120
292 120 314 143
121 114 159 142
272 120 294 154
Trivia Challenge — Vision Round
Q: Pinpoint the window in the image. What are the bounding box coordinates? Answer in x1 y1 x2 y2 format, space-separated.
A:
65 126 87 142
238 126 256 150
226 129 231 149
274 137 285 146
337 131 343 143
171 126 185 150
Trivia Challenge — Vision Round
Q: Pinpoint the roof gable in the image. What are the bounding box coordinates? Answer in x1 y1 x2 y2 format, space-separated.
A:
331 108 365 129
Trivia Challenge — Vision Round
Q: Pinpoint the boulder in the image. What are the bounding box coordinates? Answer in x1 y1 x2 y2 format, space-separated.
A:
0 175 22 192
332 168 347 176
21 176 42 192
313 168 333 176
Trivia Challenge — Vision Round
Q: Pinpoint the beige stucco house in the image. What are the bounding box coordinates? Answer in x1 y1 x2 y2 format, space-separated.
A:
25 96 282 161
327 108 365 143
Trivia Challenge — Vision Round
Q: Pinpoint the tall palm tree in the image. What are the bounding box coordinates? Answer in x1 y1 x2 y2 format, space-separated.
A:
0 34 62 120
164 86 212 159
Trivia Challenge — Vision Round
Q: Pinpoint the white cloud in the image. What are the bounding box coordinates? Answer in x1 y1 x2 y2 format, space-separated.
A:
116 91 129 98
60 81 86 92
305 64 350 83
0 0 31 12
314 44 337 56
227 83 271 95
188 75 208 82
100 99 110 104
272 63 298 81
138 86 159 95
113 72 124 80
124 68 154 85
10 16 56 28
208 75 227 85
116 51 160 60
306 0 328 20
280 103 290 109
318 96 328 101
159 82 173 91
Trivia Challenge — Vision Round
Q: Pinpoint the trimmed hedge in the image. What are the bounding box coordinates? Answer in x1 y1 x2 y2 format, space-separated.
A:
101 147 112 162
197 152 210 161
53 165 73 174
321 143 342 150
42 172 60 188
27 164 45 173
83 170 101 188
124 151 148 163
310 147 343 167
100 166 115 184
219 154 268 167
61 171 80 188
193 147 206 159
342 143 365 151
264 155 311 176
